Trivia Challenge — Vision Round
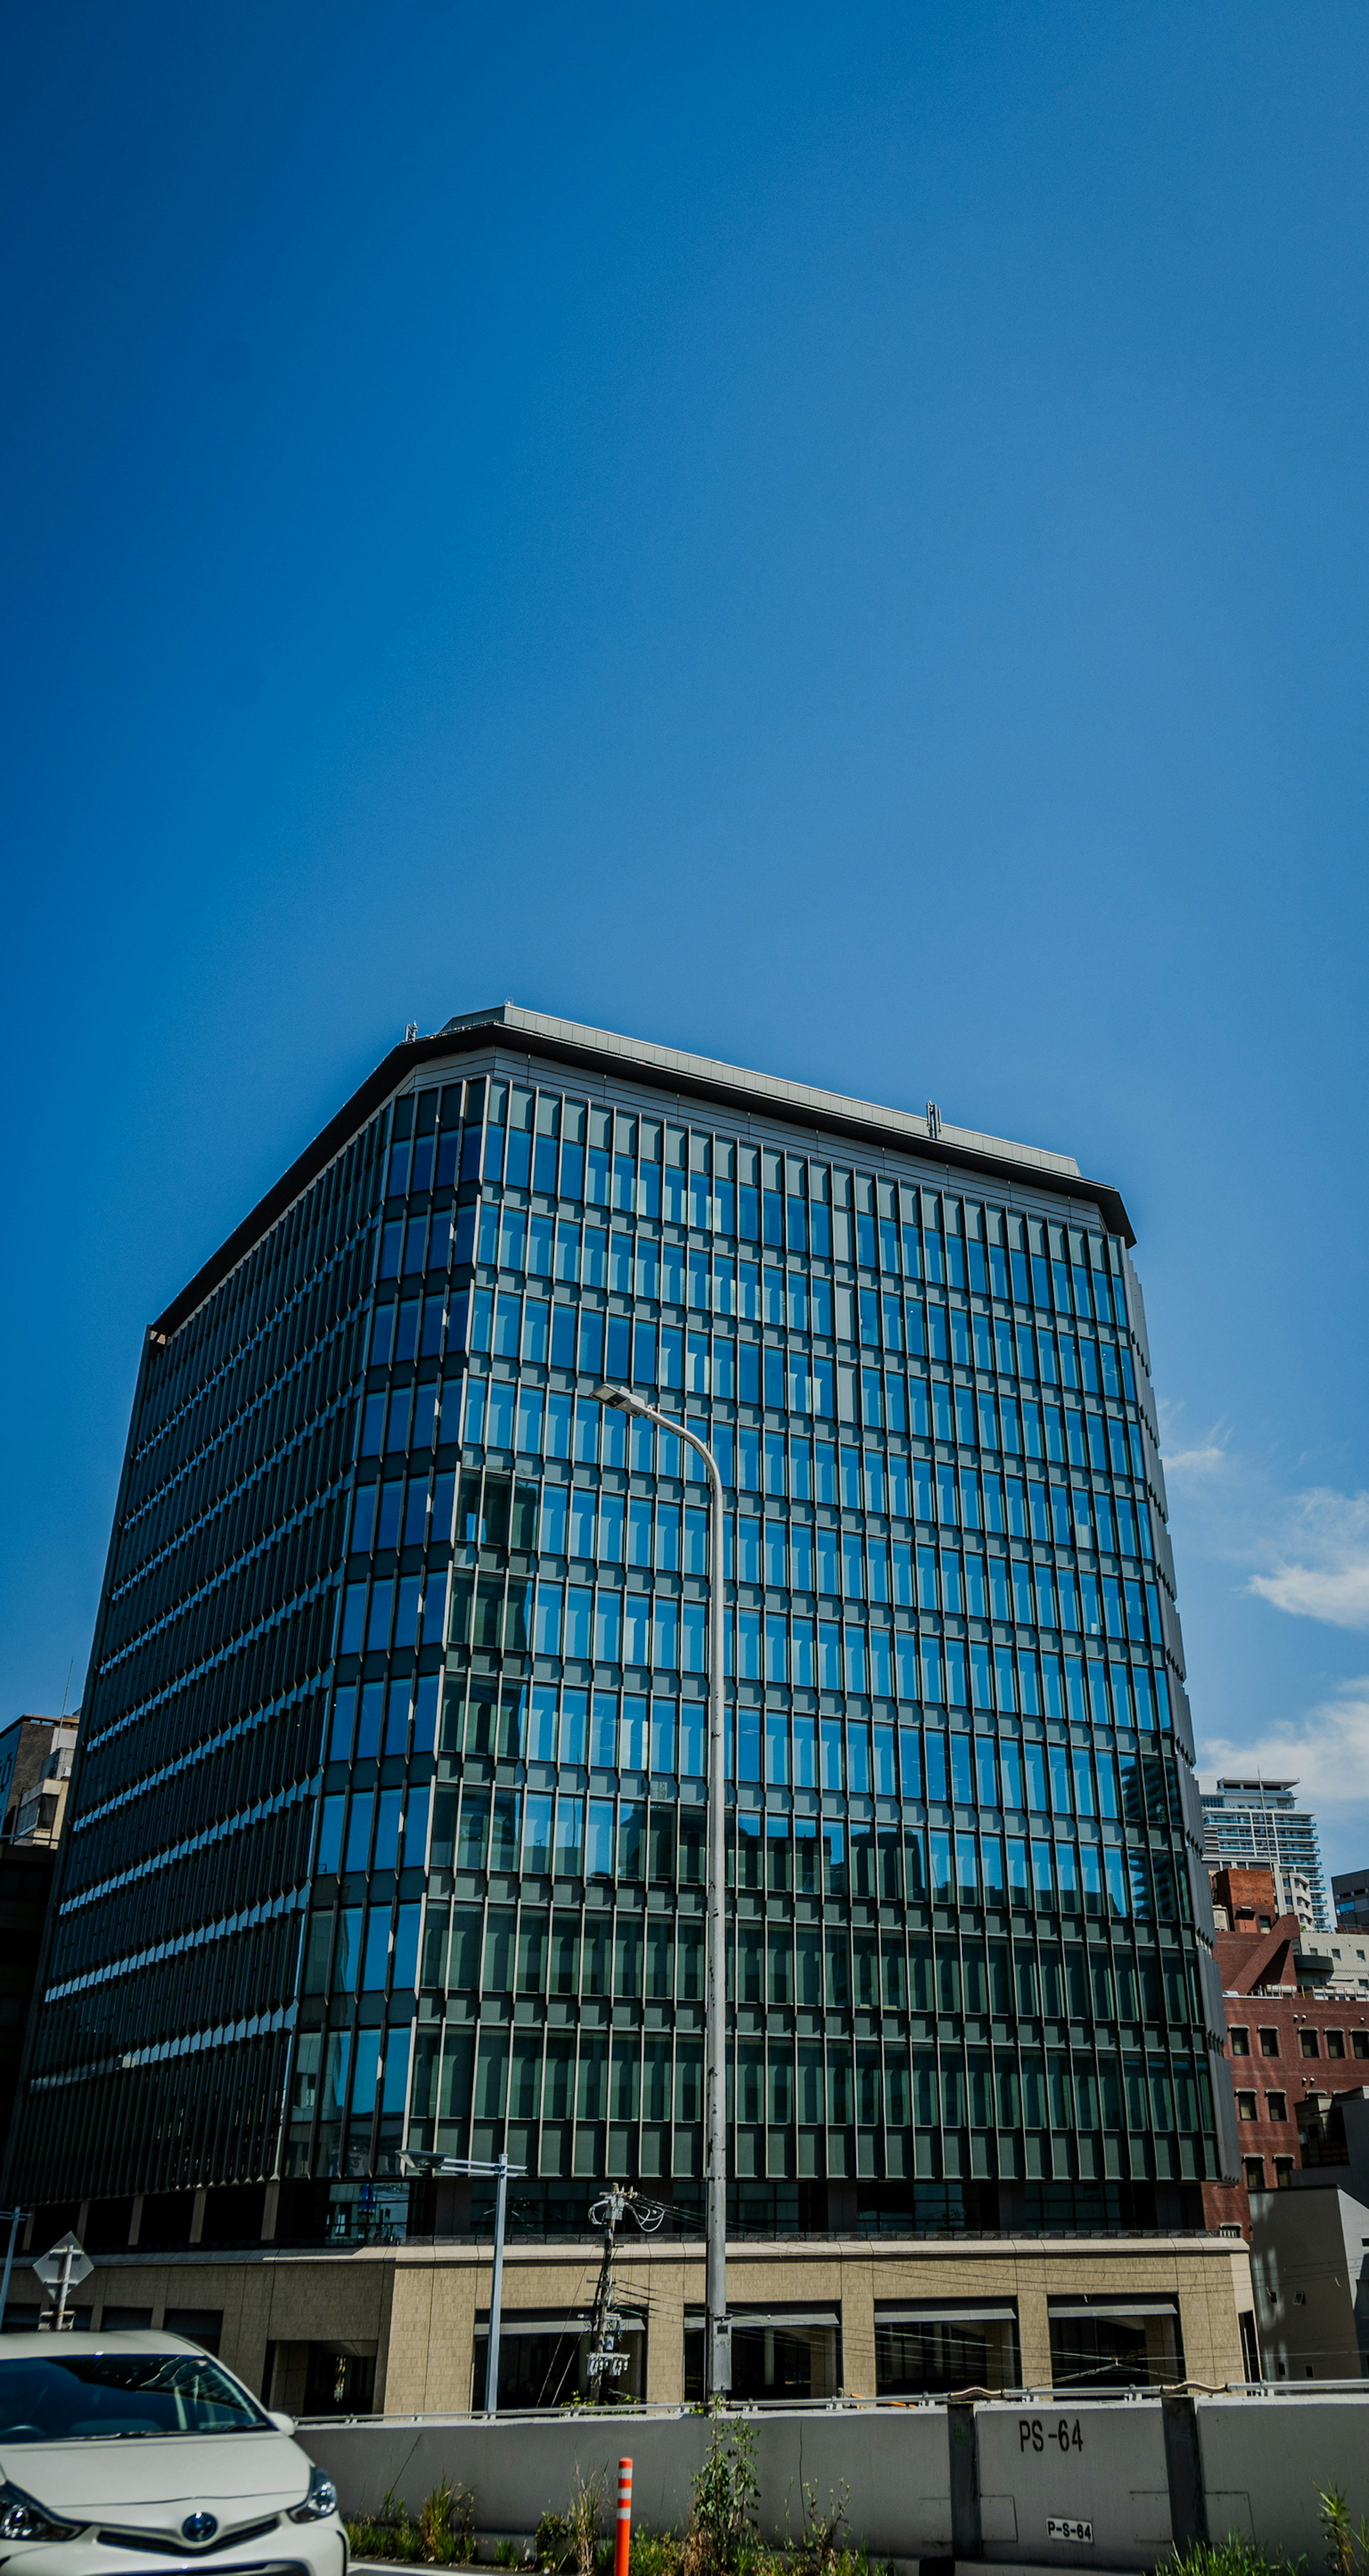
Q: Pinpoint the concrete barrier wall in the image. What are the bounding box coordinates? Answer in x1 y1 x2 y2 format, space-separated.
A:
1196 2393 1369 2559
975 2401 1170 2567
301 2391 1369 2571
302 2408 953 2559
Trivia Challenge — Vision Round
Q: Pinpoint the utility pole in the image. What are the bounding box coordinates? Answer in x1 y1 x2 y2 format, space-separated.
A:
586 2186 668 2395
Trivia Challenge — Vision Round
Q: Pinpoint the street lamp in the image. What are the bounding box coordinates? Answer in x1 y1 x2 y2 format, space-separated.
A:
403 2151 527 2411
595 1384 730 2400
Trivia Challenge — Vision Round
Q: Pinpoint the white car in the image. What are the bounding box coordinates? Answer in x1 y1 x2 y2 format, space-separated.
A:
0 2332 345 2576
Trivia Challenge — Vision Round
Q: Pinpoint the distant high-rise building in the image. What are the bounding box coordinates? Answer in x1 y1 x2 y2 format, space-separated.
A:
1201 1778 1327 1933
0 1711 78 2183
0 1712 79 1849
1333 1869 1369 1936
2 1007 1248 2405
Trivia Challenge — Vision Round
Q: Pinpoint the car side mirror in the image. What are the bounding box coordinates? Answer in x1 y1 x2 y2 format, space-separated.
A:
268 2410 296 2435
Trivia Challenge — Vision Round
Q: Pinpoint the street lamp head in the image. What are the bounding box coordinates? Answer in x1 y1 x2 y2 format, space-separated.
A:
594 1384 653 1418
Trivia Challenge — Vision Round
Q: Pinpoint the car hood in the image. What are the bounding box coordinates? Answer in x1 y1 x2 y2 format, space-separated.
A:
0 2430 313 2526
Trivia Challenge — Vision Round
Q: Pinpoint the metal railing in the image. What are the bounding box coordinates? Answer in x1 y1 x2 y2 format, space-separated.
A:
296 2379 1369 2429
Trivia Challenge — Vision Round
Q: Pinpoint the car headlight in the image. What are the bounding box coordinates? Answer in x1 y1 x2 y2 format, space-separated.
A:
0 2479 84 2544
288 2465 338 2524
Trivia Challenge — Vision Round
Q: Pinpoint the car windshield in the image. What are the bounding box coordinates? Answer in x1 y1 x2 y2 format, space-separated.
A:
0 2353 269 2442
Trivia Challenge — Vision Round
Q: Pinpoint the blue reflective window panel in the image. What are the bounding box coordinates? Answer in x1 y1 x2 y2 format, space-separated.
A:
561 1691 588 1763
344 1798 374 1874
329 1694 357 1763
588 1801 614 1875
316 1796 345 1876
651 1700 676 1773
373 1791 403 1870
621 1697 648 1768
362 1910 391 1991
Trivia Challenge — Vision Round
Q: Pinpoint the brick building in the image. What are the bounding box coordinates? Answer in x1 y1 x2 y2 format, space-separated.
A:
1204 1866 1369 2237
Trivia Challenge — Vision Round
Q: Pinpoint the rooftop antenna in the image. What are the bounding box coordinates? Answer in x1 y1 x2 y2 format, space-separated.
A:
404 1021 419 1044
926 1101 942 1140
60 1660 74 1718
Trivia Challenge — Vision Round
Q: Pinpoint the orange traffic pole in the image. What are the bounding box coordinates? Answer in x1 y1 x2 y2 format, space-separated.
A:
615 2459 633 2576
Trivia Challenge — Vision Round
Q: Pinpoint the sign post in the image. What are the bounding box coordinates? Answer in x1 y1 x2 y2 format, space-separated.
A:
32 2233 93 2332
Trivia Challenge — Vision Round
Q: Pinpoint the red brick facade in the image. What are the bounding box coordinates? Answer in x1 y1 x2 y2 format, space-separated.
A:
1203 1868 1369 2236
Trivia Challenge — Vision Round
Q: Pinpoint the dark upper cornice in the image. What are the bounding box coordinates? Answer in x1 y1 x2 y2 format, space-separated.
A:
153 1002 1134 1339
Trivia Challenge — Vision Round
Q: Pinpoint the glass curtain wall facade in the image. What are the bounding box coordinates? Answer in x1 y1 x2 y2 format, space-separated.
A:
9 1113 386 2202
8 1013 1235 2234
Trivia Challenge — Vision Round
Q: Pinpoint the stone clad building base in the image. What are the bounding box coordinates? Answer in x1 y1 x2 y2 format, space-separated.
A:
36 2232 1255 2412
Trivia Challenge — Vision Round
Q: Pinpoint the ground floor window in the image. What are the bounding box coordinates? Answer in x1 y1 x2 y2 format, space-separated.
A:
1047 2298 1183 2390
875 2303 1020 2397
684 2307 841 2402
472 2311 646 2409
265 2340 378 2415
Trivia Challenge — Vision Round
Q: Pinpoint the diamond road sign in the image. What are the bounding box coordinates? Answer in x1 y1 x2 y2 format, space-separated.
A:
32 2233 93 2290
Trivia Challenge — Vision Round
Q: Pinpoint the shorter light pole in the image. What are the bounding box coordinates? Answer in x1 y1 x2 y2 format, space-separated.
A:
0 2211 28 2336
594 1383 730 2400
403 2151 526 2411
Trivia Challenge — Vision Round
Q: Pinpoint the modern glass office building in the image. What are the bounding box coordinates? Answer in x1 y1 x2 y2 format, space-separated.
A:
8 1006 1237 2245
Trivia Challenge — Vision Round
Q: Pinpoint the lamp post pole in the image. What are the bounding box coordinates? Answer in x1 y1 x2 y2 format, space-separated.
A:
486 2151 511 2413
596 1386 729 2400
401 2152 526 2411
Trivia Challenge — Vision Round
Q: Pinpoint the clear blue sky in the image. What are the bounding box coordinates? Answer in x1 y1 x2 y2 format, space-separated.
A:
5 3 1369 1876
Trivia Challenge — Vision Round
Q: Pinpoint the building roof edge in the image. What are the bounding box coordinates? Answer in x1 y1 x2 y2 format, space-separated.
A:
152 1007 1135 1339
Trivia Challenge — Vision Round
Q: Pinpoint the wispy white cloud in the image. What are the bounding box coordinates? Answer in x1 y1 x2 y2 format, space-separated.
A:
1166 1439 1230 1478
1158 1408 1369 1634
1201 1676 1369 1806
1247 1488 1369 1632
1157 1407 1238 1487
1160 1425 1369 1842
